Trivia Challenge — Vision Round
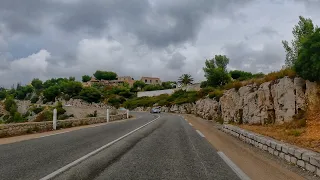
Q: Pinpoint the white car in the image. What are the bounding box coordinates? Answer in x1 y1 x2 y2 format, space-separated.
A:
150 107 161 113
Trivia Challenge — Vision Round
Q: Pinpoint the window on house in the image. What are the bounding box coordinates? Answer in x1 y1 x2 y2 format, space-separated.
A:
156 80 158 83
150 80 152 83
145 79 147 83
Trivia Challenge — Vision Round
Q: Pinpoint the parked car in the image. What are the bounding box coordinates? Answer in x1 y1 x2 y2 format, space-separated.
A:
150 107 161 113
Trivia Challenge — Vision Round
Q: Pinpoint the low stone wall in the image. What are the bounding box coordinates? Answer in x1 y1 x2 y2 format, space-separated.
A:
222 124 320 176
0 113 128 138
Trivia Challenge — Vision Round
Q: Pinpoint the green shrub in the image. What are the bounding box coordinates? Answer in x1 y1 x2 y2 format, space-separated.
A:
12 112 24 123
32 107 45 114
208 89 224 101
30 96 39 103
287 129 303 137
86 110 98 117
58 114 70 120
197 87 215 98
35 110 53 122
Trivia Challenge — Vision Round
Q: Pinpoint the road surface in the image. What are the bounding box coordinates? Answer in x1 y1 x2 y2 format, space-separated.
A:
0 113 240 180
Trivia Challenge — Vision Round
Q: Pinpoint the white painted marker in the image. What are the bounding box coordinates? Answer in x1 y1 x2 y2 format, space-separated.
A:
196 130 205 137
217 151 251 180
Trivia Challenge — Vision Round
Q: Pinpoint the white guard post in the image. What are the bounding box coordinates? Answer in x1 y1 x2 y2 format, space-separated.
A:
107 109 110 123
53 108 57 130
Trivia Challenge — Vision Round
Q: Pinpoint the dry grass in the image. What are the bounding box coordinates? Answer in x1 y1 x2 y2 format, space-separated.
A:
224 68 297 91
238 107 320 153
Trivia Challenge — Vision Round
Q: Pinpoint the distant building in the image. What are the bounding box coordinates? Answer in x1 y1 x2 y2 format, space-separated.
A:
117 76 136 87
140 77 161 85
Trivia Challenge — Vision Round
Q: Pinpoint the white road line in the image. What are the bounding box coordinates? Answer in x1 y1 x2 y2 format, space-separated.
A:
189 123 193 126
217 151 251 180
37 116 142 139
40 115 161 180
196 130 205 137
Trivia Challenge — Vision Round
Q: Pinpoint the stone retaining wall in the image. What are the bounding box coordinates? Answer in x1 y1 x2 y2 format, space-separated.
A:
0 113 127 138
222 124 320 176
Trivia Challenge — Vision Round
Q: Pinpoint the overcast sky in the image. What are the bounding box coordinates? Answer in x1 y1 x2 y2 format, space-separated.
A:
0 0 320 87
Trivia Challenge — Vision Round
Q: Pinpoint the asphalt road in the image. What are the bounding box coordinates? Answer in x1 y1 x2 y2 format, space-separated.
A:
0 112 240 180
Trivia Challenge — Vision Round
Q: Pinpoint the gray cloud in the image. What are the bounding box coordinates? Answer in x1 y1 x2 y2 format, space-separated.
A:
166 52 186 70
0 0 319 87
258 26 279 37
223 42 285 73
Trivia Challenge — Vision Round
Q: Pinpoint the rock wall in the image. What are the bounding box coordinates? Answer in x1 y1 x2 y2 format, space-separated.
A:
0 113 128 138
220 77 313 124
133 77 318 125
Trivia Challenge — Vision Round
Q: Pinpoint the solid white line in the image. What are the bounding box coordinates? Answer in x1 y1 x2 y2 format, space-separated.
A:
189 123 193 126
40 115 161 180
217 151 251 180
37 116 141 139
196 130 205 137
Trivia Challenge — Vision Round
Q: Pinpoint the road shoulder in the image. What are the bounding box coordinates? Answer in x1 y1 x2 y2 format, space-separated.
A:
182 114 317 180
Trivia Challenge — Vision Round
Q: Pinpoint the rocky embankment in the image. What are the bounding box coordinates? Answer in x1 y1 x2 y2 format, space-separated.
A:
133 77 318 124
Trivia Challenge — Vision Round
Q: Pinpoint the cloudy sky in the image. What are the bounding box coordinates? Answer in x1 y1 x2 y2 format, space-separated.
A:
0 0 320 87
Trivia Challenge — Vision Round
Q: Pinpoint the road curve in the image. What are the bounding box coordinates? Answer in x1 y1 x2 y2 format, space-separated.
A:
0 112 240 180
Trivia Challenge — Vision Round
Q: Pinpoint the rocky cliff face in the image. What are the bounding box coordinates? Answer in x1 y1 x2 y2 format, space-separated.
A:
133 77 318 125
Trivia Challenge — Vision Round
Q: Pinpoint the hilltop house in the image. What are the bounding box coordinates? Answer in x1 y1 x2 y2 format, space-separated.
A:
140 77 161 85
117 76 136 87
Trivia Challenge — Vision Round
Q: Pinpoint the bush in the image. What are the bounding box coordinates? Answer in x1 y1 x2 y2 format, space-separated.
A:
86 110 98 117
30 96 39 103
208 89 224 101
4 96 16 112
32 107 45 114
58 114 71 120
12 112 24 122
223 81 243 91
197 87 215 98
108 96 126 108
35 110 53 122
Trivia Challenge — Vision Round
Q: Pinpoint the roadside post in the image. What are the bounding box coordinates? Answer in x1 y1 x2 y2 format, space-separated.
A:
127 109 129 119
107 109 110 123
53 108 57 130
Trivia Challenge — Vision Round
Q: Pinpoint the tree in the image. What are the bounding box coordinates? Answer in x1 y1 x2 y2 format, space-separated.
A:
133 81 146 90
79 87 101 103
15 85 34 100
229 70 253 81
4 96 16 112
215 55 229 70
294 28 320 81
162 81 175 89
69 76 76 81
282 16 316 67
43 85 60 102
31 78 43 90
93 70 117 80
203 55 231 87
0 88 6 100
61 81 83 97
82 75 91 82
178 74 193 86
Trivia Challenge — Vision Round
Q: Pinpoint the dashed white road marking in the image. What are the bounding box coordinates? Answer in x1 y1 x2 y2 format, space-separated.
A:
40 115 161 180
196 130 205 137
189 123 193 126
217 151 251 180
